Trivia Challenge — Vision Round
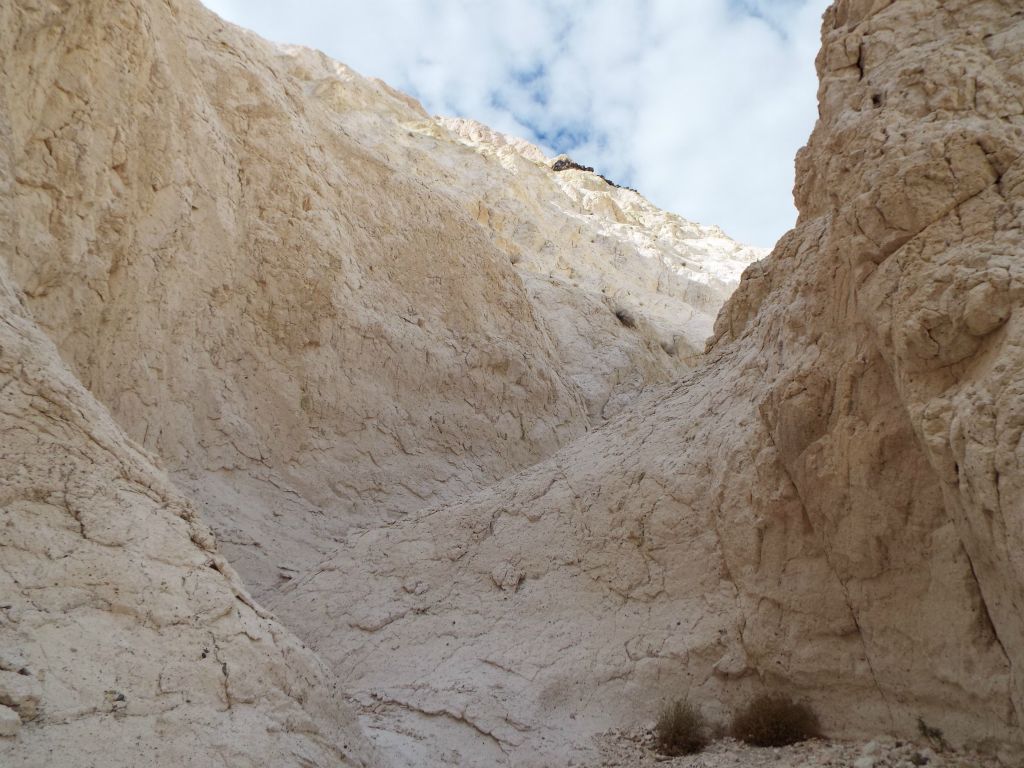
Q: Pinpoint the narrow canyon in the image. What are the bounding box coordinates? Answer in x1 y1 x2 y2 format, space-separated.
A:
0 0 1021 766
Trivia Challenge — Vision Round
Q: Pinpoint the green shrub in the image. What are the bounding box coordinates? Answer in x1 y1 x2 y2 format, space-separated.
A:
730 693 821 747
655 700 709 756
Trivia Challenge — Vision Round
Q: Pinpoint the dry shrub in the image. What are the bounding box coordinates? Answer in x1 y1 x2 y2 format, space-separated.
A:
729 693 821 747
655 700 709 756
917 717 949 752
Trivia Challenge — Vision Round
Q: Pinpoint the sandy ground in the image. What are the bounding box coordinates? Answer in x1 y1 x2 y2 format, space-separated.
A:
594 728 1007 768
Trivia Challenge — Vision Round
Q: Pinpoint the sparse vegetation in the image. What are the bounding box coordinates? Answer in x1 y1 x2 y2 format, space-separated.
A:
598 173 639 192
730 693 821 747
917 716 949 752
551 156 638 192
655 700 709 756
551 157 595 173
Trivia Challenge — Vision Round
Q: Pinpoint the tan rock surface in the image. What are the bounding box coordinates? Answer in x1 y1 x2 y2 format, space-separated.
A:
433 116 765 362
274 0 1024 765
0 0 756 600
427 115 766 418
3 0 1023 766
0 260 378 764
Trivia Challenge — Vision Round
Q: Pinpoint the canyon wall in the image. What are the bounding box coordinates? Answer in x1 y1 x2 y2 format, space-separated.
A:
0 0 756 599
0 205 378 764
273 0 1024 764
2 0 1022 766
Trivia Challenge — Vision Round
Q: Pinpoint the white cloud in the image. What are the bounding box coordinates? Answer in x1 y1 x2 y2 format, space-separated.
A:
200 0 830 248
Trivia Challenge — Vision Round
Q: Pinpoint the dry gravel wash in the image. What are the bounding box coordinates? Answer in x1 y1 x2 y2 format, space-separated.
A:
594 733 1003 768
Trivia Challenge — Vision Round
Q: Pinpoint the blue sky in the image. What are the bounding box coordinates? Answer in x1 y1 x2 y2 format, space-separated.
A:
200 0 830 248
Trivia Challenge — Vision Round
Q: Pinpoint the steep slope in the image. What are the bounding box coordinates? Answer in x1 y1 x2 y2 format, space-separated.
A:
0 239 378 762
274 1 1024 765
427 116 765 416
0 0 757 598
432 117 763 363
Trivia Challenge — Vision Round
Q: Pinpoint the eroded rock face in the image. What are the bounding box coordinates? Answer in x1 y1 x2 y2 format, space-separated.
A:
435 116 764 361
0 251 378 762
0 0 758 599
4 0 1022 765
273 1 1024 765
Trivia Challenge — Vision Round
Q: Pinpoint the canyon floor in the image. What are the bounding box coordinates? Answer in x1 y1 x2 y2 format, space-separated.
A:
596 734 1001 768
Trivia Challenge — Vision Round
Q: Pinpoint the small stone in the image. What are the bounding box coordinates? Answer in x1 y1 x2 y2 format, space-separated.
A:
963 281 1010 336
0 652 29 675
0 671 40 721
854 757 877 768
401 578 429 595
0 705 20 737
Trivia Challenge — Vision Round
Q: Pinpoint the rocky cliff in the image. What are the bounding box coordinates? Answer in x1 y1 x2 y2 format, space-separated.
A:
0 240 377 764
272 0 1024 764
0 0 758 600
0 0 757 763
2 0 1022 766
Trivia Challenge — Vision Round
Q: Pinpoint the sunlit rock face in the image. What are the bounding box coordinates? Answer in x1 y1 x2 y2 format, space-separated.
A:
435 115 765 361
0 192 379 766
2 0 1023 766
273 0 1024 764
0 0 758 600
